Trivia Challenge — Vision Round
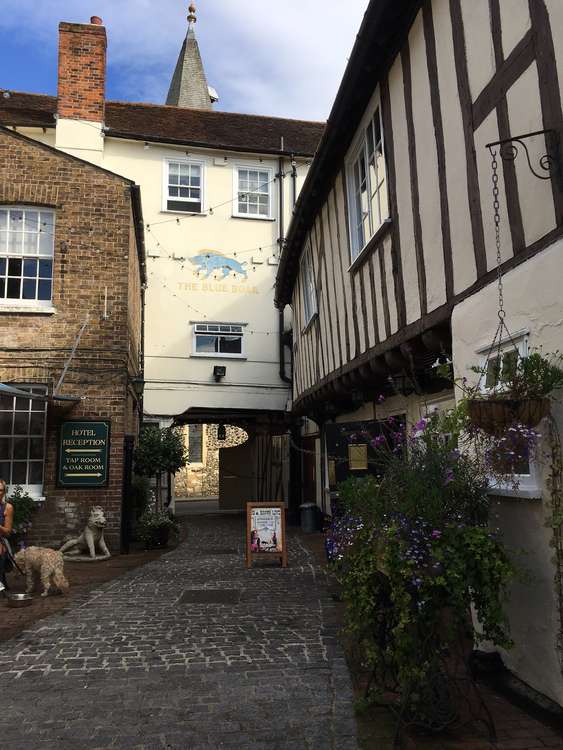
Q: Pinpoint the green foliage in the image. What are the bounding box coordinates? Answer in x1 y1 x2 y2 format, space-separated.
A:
137 509 179 548
134 425 188 478
467 350 563 401
130 474 152 518
329 413 514 710
8 485 37 538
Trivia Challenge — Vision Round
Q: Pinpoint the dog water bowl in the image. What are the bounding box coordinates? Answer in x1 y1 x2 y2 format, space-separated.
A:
6 593 33 608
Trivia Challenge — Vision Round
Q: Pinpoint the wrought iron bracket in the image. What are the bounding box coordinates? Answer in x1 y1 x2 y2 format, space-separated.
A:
486 129 562 189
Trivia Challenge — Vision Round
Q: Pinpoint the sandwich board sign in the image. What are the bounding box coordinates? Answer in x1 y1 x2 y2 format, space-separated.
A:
58 420 110 487
246 502 287 568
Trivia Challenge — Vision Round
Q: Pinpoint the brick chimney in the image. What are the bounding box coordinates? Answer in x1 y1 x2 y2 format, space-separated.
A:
57 17 107 123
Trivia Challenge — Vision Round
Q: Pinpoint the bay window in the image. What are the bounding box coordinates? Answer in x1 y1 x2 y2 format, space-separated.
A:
346 93 388 261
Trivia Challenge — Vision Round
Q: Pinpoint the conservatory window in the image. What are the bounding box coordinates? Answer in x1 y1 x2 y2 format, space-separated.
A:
0 384 47 497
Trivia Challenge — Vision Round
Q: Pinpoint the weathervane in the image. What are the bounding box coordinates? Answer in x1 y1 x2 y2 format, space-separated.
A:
188 3 197 24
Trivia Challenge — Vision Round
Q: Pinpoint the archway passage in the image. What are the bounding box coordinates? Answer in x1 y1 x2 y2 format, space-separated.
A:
174 407 293 514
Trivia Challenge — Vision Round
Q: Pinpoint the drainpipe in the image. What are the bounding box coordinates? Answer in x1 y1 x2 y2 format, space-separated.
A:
278 154 292 384
291 154 297 208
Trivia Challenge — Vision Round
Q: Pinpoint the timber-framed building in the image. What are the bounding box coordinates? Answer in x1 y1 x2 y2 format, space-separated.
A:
276 0 563 709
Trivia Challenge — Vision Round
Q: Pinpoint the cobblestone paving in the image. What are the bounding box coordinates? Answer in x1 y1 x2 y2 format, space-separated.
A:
0 515 359 750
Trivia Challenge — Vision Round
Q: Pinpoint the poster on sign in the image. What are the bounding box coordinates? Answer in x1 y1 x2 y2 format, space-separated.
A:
246 502 287 568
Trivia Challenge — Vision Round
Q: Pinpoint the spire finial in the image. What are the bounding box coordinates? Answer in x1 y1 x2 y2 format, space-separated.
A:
188 3 197 24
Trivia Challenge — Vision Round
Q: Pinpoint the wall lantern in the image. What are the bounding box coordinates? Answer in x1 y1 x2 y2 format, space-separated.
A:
217 424 227 441
213 366 226 382
130 376 145 397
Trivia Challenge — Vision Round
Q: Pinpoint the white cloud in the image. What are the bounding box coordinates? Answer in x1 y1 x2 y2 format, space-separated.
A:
0 0 368 120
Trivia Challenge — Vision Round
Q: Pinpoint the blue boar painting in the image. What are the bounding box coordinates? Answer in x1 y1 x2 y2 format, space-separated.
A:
189 251 248 280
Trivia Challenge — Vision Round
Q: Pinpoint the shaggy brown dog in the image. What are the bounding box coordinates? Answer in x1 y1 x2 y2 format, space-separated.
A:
14 547 69 597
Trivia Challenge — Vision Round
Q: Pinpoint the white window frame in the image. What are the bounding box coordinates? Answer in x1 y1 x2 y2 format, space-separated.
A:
477 331 541 498
0 206 55 309
301 245 317 327
191 322 247 359
232 163 275 220
345 88 389 263
162 157 206 214
187 424 204 465
0 384 48 500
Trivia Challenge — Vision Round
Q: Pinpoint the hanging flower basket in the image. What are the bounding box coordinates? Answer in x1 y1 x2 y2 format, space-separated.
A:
467 397 550 435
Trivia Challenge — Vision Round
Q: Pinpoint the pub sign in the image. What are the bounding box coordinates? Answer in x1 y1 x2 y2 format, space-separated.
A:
58 420 110 487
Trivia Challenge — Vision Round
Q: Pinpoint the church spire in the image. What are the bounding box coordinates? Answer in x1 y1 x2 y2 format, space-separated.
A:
166 3 217 110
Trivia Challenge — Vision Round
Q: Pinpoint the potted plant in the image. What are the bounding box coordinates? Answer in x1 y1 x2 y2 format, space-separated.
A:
466 351 563 435
8 485 37 549
134 425 188 510
137 507 179 549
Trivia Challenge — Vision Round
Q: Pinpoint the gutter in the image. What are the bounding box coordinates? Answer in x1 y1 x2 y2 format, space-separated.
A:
278 154 292 385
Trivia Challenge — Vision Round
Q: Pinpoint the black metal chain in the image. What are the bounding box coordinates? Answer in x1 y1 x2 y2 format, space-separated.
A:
490 147 504 320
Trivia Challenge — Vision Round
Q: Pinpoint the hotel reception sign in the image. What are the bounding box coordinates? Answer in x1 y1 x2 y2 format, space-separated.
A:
58 421 110 487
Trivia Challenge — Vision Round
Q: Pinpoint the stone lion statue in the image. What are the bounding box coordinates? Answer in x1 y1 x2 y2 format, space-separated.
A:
60 506 110 560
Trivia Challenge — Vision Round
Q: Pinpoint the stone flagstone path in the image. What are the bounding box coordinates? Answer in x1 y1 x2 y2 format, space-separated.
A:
0 515 359 750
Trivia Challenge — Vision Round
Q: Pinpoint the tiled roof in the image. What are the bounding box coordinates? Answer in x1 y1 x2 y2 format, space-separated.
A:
0 92 324 157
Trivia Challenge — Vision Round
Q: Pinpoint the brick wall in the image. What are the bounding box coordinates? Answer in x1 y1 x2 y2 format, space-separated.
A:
57 21 106 123
0 128 143 550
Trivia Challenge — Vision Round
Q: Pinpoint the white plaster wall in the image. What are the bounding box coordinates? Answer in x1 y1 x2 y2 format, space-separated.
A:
506 63 557 247
55 118 104 165
388 55 421 325
452 238 563 706
98 138 296 417
474 111 513 271
545 0 563 106
431 0 477 295
410 10 447 314
499 0 530 59
460 0 496 101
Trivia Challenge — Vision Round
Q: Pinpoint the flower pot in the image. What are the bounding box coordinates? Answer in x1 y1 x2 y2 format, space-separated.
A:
467 398 549 435
145 525 170 549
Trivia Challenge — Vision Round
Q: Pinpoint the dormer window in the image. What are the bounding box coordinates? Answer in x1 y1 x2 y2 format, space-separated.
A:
0 207 54 306
163 159 204 213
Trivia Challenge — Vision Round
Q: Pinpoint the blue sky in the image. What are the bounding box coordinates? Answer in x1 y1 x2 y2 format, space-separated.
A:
0 1 369 121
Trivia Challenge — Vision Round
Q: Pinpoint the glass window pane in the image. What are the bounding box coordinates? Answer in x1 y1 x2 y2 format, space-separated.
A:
0 279 4 298
22 279 37 300
12 462 27 484
38 259 52 278
15 395 30 411
29 461 43 484
23 259 37 277
7 278 21 299
0 210 6 229
0 438 10 459
0 394 13 410
169 163 179 175
0 462 10 483
38 230 53 256
38 280 52 301
14 413 29 435
8 258 22 276
486 357 501 389
0 412 12 433
13 437 28 460
30 412 45 434
30 438 44 459
23 231 37 254
0 258 5 274
195 335 218 353
219 335 242 354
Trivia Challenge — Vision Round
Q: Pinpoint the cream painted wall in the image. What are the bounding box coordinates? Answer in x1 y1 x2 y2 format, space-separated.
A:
452 238 563 706
460 0 496 102
18 124 304 418
432 0 477 295
409 11 447 314
474 111 513 272
499 0 530 59
506 63 557 247
388 55 421 326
